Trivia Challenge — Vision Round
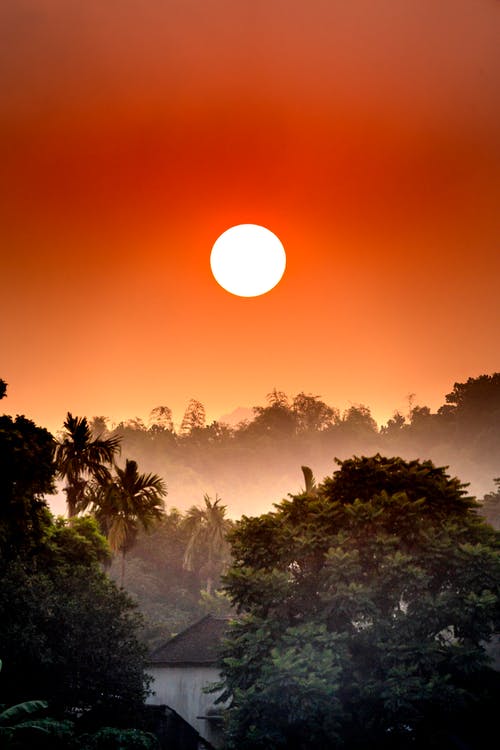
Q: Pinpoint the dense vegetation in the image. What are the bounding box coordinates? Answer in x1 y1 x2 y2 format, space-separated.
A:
108 500 234 649
76 374 500 519
219 455 500 750
74 374 500 647
0 404 158 749
98 375 500 646
1 373 500 748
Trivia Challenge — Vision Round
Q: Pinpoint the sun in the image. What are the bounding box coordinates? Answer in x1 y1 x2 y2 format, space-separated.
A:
210 224 286 297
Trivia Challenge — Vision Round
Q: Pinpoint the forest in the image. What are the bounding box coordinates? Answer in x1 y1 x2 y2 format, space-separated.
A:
0 373 499 749
74 374 500 518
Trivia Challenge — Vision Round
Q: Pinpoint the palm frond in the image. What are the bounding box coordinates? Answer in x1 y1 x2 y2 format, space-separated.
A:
301 465 317 494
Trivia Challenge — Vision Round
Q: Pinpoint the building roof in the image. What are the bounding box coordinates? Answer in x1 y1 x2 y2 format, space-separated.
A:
149 615 230 666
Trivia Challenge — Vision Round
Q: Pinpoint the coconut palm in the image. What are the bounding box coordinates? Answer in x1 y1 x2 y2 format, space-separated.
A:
55 413 121 517
183 494 232 595
89 458 166 586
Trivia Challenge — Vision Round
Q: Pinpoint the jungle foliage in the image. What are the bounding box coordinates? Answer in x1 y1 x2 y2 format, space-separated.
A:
0 414 151 721
109 501 233 649
219 455 500 750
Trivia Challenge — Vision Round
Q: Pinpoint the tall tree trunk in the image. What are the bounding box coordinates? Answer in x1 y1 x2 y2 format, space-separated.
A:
66 480 86 519
66 487 77 519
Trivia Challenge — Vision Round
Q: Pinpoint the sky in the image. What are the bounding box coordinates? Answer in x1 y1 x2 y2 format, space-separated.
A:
1 0 499 434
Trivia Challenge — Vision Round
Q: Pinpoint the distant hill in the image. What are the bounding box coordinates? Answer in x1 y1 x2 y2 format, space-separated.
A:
218 406 253 426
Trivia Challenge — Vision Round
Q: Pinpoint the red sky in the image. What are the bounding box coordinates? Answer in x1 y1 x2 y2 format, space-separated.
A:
1 0 499 433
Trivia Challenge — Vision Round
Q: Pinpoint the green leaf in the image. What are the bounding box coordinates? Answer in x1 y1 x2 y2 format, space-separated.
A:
0 700 48 726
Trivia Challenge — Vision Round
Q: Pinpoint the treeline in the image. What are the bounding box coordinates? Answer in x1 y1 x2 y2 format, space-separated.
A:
88 374 500 516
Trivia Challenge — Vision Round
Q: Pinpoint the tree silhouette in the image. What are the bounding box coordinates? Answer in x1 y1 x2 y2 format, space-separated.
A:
0 414 54 558
444 373 500 413
183 494 232 595
249 390 298 438
55 413 121 517
180 399 206 435
88 459 166 586
292 392 338 432
148 405 174 432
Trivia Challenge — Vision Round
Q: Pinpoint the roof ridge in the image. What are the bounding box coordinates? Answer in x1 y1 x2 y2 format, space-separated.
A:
150 614 212 659
149 613 231 664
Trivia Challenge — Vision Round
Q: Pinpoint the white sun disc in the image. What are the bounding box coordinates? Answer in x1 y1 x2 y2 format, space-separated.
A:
210 224 286 297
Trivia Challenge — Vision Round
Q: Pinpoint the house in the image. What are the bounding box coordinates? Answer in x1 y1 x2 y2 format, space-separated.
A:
147 615 230 749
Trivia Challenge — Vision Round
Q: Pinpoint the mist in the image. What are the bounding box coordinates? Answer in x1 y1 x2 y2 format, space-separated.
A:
48 373 500 520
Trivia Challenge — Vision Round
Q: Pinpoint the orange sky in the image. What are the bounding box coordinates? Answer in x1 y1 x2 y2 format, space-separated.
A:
1 0 499 434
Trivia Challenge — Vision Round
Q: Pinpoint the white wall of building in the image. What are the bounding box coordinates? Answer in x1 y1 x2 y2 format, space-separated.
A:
147 665 223 747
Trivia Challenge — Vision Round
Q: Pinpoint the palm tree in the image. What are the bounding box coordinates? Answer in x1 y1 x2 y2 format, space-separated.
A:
55 413 121 517
301 465 317 495
89 459 166 586
183 494 232 595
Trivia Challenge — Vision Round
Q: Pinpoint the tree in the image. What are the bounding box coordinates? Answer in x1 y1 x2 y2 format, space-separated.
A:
87 459 166 586
300 465 317 495
265 388 289 408
148 406 173 432
220 455 500 750
340 404 378 435
292 392 338 432
0 379 7 399
55 413 121 517
481 478 500 530
0 414 55 558
183 494 232 595
248 390 298 439
0 405 158 742
442 373 500 418
0 517 150 717
180 399 206 435
89 416 110 437
437 373 500 440
380 411 406 437
115 509 209 648
0 660 158 750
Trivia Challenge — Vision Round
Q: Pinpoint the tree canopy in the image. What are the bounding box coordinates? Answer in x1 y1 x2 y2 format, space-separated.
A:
55 412 121 517
183 494 232 595
86 458 166 585
0 413 151 718
0 414 55 558
219 455 500 750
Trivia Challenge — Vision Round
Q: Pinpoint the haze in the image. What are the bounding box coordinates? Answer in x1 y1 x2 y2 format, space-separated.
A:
1 1 499 486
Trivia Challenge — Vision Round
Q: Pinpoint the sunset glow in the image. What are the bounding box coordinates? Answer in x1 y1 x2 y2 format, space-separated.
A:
1 0 499 438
